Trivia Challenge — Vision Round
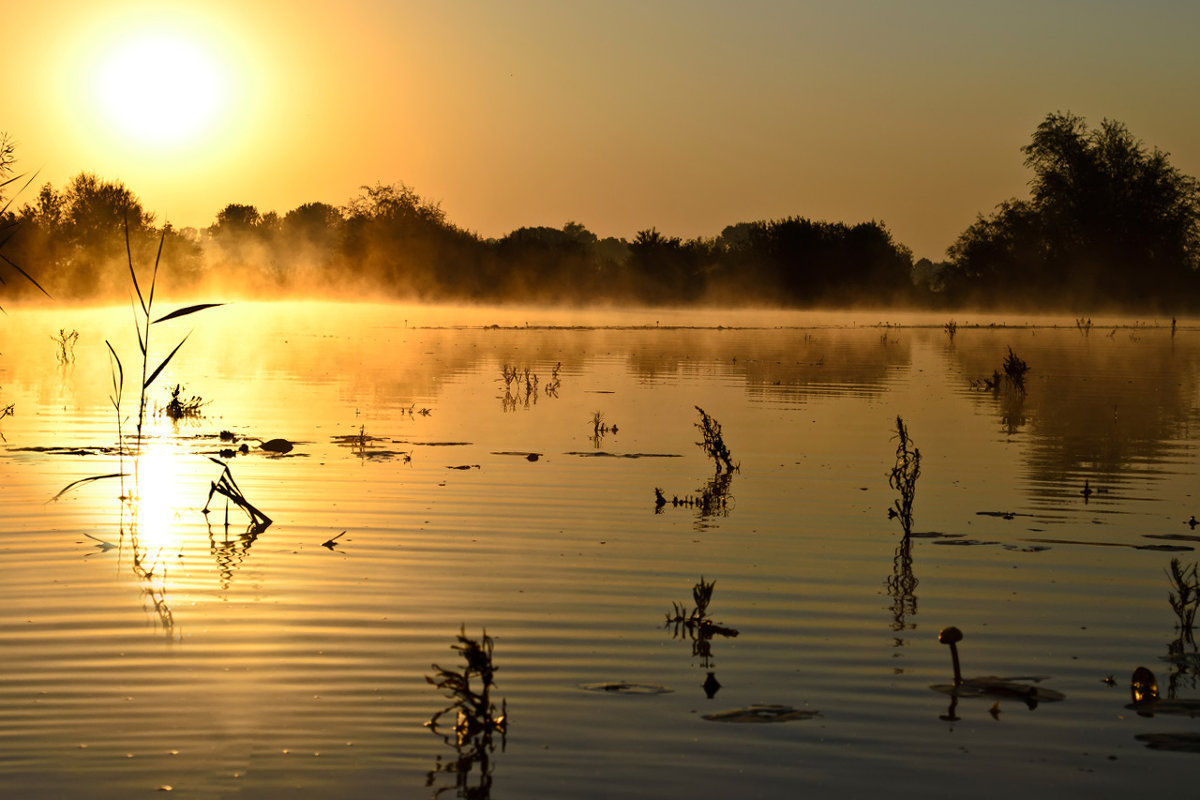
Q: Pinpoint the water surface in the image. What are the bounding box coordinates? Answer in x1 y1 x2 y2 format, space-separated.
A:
2 304 1198 798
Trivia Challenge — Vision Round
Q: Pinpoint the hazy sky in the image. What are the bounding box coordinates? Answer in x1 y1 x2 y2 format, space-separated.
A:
6 0 1199 259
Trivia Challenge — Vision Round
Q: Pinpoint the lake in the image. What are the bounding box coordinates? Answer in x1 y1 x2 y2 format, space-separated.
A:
2 302 1199 798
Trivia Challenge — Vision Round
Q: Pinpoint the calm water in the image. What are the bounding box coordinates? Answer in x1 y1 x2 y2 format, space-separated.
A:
2 303 1199 798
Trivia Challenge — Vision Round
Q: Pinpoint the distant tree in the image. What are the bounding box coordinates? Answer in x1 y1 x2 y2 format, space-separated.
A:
341 182 478 297
210 203 263 236
0 132 15 203
716 217 913 305
6 172 153 298
283 202 343 244
627 228 707 302
947 112 1200 309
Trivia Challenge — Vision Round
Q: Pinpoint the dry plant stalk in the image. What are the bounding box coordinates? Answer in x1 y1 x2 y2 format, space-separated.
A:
695 406 737 473
889 416 921 537
203 458 272 531
426 625 507 747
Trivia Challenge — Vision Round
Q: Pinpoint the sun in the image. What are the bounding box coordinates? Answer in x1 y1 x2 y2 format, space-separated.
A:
87 25 233 150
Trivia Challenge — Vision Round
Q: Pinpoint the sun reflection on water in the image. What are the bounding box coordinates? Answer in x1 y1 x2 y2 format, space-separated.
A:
130 438 186 556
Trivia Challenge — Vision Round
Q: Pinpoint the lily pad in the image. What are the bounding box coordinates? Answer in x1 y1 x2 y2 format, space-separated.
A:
1125 699 1200 718
578 681 673 695
931 676 1065 706
702 704 821 723
1135 733 1200 752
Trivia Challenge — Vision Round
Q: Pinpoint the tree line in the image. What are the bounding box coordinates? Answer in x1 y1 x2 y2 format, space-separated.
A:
2 111 1199 310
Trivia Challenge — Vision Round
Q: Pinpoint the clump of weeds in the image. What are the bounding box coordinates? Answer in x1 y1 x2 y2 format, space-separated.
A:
695 406 738 473
202 458 272 532
162 384 207 421
889 416 920 537
665 577 740 670
52 328 79 364
1167 558 1199 642
971 347 1030 394
1002 347 1029 392
426 625 507 746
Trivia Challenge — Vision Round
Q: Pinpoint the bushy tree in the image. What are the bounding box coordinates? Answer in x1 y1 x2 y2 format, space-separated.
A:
947 112 1200 309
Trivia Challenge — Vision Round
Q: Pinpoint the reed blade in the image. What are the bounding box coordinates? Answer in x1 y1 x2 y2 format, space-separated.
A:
143 333 191 390
105 340 124 401
0 250 52 297
51 473 126 502
124 217 147 315
154 303 224 324
147 229 165 311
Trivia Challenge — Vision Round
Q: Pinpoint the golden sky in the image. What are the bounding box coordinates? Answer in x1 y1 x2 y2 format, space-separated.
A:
6 0 1199 259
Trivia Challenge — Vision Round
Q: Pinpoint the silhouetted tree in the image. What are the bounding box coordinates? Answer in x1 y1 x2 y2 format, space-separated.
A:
5 173 153 298
341 182 483 298
716 217 913 305
627 228 716 303
946 112 1200 309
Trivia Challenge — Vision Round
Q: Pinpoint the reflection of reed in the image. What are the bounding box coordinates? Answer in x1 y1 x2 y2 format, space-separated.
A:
1164 558 1200 699
999 389 1027 436
886 533 919 643
425 627 507 800
206 519 263 591
121 500 177 639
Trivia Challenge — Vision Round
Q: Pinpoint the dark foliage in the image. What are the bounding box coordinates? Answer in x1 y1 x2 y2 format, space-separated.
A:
945 112 1200 310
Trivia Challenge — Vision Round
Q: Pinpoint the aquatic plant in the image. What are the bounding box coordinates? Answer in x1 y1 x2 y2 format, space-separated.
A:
1166 558 1199 640
695 406 738 473
426 626 507 747
1003 347 1029 393
500 363 551 411
0 402 13 442
933 626 1065 709
163 384 207 421
944 320 957 340
202 458 272 532
970 347 1030 395
1076 317 1093 336
589 410 618 446
888 416 920 537
660 472 734 520
887 531 919 638
665 576 739 637
665 576 739 672
545 361 562 396
116 221 222 447
52 328 79 364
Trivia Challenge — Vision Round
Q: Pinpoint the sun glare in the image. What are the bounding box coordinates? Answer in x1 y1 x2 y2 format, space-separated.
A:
91 31 228 148
93 34 226 146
